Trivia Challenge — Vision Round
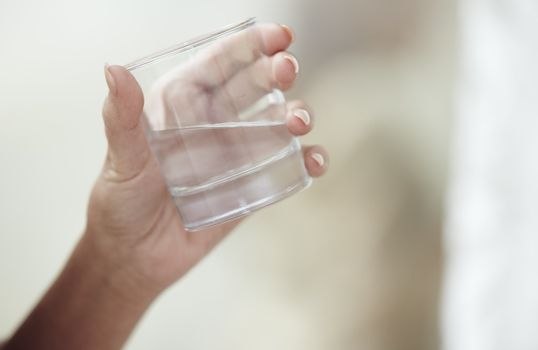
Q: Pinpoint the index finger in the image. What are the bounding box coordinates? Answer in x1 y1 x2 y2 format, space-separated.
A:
190 21 295 88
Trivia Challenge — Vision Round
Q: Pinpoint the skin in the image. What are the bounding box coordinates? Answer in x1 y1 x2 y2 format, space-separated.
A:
2 23 329 350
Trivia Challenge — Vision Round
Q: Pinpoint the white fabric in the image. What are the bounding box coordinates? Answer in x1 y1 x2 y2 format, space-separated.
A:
443 0 538 349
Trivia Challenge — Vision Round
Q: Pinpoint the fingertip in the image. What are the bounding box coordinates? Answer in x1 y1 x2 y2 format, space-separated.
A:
256 22 294 54
273 53 299 89
304 146 329 178
286 101 314 136
102 64 144 132
108 65 144 117
104 63 117 96
106 64 127 81
294 108 311 126
287 108 312 136
283 54 299 74
281 24 295 43
108 65 139 94
311 153 325 167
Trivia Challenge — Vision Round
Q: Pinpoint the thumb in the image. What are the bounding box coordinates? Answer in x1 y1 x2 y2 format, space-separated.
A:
102 64 150 180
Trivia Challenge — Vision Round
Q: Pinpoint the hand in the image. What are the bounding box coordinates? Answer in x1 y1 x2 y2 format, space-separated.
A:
88 22 330 298
4 23 329 350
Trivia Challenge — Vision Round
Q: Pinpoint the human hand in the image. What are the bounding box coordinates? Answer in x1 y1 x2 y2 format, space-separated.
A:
87 23 330 299
3 23 329 350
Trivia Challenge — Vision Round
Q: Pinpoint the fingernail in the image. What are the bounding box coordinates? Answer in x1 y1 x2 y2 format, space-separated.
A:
294 109 311 126
284 54 300 74
104 63 117 96
311 153 325 167
281 24 295 43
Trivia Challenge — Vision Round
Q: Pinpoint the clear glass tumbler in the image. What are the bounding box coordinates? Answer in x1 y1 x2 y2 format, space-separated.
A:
125 18 311 231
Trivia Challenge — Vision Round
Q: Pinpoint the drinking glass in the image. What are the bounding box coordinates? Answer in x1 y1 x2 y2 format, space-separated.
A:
125 18 311 231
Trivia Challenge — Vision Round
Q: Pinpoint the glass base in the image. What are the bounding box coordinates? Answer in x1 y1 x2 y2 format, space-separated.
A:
171 142 311 232
181 175 312 232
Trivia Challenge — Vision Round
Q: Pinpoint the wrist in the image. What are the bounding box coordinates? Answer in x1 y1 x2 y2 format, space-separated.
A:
5 232 161 350
77 229 162 308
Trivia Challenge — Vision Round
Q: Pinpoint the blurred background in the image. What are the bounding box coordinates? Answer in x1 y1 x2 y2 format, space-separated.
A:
0 0 455 349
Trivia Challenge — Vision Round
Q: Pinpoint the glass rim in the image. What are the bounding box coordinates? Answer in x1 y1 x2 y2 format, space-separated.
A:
124 17 256 71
